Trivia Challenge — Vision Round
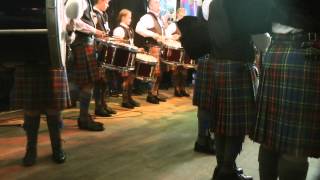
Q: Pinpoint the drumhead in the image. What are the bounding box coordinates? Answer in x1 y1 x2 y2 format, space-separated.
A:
136 53 158 63
107 40 139 52
163 40 183 50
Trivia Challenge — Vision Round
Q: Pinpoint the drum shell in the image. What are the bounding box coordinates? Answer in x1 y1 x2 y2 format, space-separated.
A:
104 44 136 71
161 46 184 64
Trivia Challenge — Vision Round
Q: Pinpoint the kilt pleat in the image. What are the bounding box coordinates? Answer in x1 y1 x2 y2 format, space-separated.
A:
13 65 71 111
250 41 320 157
68 42 99 86
193 58 256 136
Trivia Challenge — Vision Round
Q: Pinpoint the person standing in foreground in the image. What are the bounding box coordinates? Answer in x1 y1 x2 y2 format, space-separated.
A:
67 0 106 131
135 0 167 104
250 0 320 179
192 0 264 178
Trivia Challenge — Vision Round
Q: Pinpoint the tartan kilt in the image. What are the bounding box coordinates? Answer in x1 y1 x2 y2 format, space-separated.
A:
193 58 256 136
68 41 99 87
250 40 320 158
149 46 161 76
13 65 71 111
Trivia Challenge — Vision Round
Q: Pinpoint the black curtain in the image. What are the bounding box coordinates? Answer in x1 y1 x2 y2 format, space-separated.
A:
107 0 148 47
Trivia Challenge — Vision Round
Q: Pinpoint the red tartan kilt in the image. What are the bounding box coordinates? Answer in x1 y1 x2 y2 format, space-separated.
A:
193 58 256 136
13 65 71 111
250 39 320 157
68 42 99 87
149 46 161 76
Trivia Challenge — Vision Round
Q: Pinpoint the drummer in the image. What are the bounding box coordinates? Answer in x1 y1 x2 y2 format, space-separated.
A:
165 8 190 97
112 9 141 109
92 0 117 116
135 0 168 104
67 0 106 131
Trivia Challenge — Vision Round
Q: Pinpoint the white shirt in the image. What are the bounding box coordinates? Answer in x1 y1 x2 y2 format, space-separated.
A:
202 0 213 21
272 23 302 34
135 11 165 38
113 23 129 39
66 0 97 35
165 22 177 38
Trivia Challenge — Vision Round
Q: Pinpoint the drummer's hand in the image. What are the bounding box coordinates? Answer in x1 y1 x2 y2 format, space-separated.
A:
152 33 161 41
66 20 75 34
172 34 181 41
138 48 145 53
156 36 166 44
95 29 106 38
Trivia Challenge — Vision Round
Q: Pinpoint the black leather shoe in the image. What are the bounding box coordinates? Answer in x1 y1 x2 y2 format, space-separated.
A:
180 90 190 97
122 102 135 109
52 149 66 164
23 147 37 166
156 95 167 102
77 117 105 131
174 90 183 97
194 141 216 155
105 106 117 114
95 108 111 117
212 167 244 180
129 99 140 107
147 96 159 104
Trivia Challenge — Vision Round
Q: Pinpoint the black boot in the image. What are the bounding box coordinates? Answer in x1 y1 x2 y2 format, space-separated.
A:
47 116 66 164
22 115 40 166
194 137 216 155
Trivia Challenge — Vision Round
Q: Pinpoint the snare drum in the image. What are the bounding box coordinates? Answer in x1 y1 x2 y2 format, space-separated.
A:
183 54 197 69
101 40 139 72
161 40 184 66
135 53 158 82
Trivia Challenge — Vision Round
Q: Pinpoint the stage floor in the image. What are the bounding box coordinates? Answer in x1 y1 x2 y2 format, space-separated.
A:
0 88 319 180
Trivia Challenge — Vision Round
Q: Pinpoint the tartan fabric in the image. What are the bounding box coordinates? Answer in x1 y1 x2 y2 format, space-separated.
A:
149 46 161 76
13 65 71 111
250 38 320 158
193 57 256 136
68 41 99 87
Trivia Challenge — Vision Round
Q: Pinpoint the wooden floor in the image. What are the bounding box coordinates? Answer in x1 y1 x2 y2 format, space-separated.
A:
0 89 319 180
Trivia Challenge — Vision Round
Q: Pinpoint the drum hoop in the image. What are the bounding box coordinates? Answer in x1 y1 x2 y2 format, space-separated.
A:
107 42 139 52
46 0 65 68
163 45 183 50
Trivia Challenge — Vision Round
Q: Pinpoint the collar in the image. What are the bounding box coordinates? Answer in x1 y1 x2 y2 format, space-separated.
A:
148 10 160 18
120 22 129 29
93 6 104 15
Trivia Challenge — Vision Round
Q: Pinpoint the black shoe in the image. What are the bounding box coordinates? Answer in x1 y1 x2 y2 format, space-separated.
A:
174 90 183 97
95 108 111 117
156 95 167 102
47 118 67 164
23 147 37 166
77 117 105 131
180 90 190 97
216 172 240 180
235 167 244 175
52 149 66 164
122 102 135 109
212 167 244 180
129 99 140 107
105 106 117 114
194 141 216 155
147 96 159 104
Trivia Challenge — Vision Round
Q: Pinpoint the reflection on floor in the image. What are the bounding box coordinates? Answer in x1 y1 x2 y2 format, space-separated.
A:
0 89 319 180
